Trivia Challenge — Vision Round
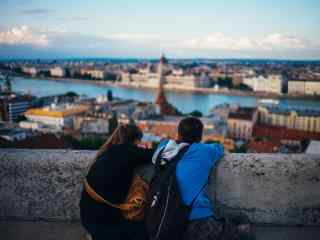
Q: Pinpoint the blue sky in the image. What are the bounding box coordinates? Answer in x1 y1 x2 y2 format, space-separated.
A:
0 0 319 59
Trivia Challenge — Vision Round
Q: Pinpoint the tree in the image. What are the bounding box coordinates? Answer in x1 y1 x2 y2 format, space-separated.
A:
188 110 203 118
107 90 113 101
65 91 79 98
129 117 135 125
217 76 233 89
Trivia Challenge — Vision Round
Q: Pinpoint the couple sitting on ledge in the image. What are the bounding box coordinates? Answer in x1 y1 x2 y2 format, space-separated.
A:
80 117 252 240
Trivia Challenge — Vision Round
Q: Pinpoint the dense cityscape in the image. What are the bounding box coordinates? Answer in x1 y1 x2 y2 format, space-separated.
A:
1 56 320 154
1 1 320 239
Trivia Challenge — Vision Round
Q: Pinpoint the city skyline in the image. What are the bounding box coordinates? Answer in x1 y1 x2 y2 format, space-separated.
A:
1 0 320 60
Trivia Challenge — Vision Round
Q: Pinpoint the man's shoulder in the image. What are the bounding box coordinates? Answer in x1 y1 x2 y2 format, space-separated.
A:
186 143 224 162
189 142 215 152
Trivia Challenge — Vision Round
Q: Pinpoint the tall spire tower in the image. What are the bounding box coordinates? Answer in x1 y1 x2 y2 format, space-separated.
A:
154 55 180 116
155 54 168 115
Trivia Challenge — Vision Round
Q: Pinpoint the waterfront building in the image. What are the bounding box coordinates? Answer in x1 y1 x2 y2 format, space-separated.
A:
227 107 258 140
25 103 89 129
21 66 38 76
288 80 306 95
166 72 211 88
258 106 320 133
243 75 285 94
80 68 106 80
305 80 320 95
50 67 66 78
231 72 245 86
120 55 210 89
288 79 320 95
121 64 159 86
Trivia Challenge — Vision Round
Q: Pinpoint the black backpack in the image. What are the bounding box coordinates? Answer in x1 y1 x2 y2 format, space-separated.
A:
144 145 205 240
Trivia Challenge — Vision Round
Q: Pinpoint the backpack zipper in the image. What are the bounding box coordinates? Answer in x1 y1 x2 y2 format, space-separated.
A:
154 180 172 240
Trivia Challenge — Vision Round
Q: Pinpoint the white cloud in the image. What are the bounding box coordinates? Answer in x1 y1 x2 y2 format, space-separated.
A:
0 26 49 47
262 33 307 49
107 33 165 42
174 32 315 51
177 33 257 50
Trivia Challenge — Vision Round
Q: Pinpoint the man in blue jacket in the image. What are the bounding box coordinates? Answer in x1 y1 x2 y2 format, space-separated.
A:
152 117 225 239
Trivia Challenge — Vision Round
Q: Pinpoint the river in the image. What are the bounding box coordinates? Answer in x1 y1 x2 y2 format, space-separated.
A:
10 77 320 115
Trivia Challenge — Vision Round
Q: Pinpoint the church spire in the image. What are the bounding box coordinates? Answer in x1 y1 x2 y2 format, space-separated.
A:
155 54 168 114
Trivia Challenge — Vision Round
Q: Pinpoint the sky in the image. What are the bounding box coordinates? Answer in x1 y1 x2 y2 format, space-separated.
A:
0 0 320 60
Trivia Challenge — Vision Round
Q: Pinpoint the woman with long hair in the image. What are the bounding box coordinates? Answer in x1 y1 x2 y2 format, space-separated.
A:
80 124 154 240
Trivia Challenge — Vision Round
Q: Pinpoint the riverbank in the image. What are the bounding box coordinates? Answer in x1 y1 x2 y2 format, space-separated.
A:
15 75 320 101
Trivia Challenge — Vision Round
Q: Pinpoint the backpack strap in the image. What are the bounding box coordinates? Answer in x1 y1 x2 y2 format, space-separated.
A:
83 175 146 210
156 144 190 175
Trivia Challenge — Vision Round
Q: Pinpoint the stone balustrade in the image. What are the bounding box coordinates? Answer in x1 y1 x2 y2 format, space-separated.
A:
0 149 319 226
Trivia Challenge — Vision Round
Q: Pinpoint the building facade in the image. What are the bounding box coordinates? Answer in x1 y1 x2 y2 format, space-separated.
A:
288 80 306 95
227 107 258 140
243 75 284 94
288 80 320 95
50 67 66 78
25 104 89 129
258 106 320 133
0 96 33 122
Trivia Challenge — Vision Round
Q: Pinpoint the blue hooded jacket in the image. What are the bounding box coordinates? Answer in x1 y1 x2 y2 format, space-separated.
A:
153 140 224 220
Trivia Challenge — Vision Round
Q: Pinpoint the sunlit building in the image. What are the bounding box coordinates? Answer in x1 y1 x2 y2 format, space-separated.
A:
243 75 285 94
227 107 258 140
25 103 89 129
258 106 320 133
50 67 66 78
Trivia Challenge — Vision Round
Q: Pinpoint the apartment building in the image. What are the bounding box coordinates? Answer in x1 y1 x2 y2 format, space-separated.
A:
25 103 89 129
243 75 284 94
50 67 66 78
227 107 258 140
258 106 320 133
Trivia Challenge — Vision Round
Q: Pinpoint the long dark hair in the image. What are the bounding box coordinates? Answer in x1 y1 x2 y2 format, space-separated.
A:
95 124 143 160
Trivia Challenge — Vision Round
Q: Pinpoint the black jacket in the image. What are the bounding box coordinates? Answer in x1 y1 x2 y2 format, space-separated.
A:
80 143 154 224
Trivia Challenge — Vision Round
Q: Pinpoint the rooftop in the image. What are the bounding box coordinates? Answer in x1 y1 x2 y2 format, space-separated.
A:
254 124 320 141
262 106 320 117
228 107 257 121
25 104 89 118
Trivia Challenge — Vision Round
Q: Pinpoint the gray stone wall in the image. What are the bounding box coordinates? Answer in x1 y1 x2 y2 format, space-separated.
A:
0 149 319 226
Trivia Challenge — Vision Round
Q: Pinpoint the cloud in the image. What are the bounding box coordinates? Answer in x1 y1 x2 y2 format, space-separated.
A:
20 8 56 15
56 17 89 22
176 32 257 50
0 26 319 59
108 33 166 42
0 26 49 47
174 33 316 51
262 33 307 49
